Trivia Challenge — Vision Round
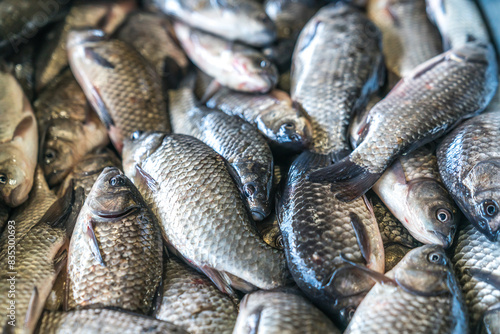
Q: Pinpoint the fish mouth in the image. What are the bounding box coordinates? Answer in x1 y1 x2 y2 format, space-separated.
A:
93 205 140 220
251 210 266 221
428 230 452 248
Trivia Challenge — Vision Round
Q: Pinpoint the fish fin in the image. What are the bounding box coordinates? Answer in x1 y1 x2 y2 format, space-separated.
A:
198 265 235 296
84 47 115 69
135 164 160 192
90 86 115 130
307 157 382 202
408 54 446 80
65 187 86 239
350 212 369 265
468 268 500 290
54 247 68 274
24 287 39 330
37 120 50 164
12 115 34 140
224 272 257 293
84 219 105 267
199 79 221 104
340 254 396 286
385 4 400 26
151 275 164 317
298 20 321 52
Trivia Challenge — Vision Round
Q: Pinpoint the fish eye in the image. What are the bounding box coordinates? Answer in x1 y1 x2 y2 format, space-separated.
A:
427 252 444 264
44 149 57 164
275 234 284 249
340 306 356 323
130 131 143 141
243 184 256 197
436 209 452 223
256 12 271 24
482 200 498 218
109 176 125 187
0 174 6 185
259 59 271 69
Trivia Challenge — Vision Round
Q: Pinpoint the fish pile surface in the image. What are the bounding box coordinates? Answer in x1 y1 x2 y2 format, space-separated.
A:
0 0 499 333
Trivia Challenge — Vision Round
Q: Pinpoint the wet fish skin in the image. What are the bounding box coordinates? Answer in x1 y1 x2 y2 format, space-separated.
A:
153 0 276 46
174 22 277 93
233 288 341 334
345 245 468 334
367 0 442 80
38 309 188 334
34 70 109 187
426 0 490 50
291 2 384 155
309 42 499 202
0 66 38 208
170 76 274 221
156 256 238 334
122 132 288 294
67 167 163 314
438 111 500 241
67 29 170 153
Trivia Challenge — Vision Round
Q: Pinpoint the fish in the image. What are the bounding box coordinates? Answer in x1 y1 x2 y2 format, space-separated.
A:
116 11 190 90
233 288 341 334
34 69 109 187
344 245 468 333
198 75 312 151
67 29 170 153
174 21 278 93
371 145 460 247
426 0 491 50
67 167 163 314
367 0 442 81
437 111 500 241
371 195 422 271
452 219 500 332
291 2 384 155
156 256 238 334
169 75 274 221
256 210 283 250
38 309 188 334
35 0 136 92
122 132 289 295
309 42 499 202
0 66 38 207
0 0 71 56
152 0 276 46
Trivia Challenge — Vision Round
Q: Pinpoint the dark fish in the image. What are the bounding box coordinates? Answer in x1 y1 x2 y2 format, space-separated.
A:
309 42 499 202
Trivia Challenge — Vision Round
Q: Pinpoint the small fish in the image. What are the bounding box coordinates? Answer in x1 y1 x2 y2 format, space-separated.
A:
67 29 170 153
156 256 238 334
153 0 276 46
67 167 163 314
345 245 468 333
233 288 341 334
437 111 500 241
34 70 109 187
309 42 499 202
0 66 38 207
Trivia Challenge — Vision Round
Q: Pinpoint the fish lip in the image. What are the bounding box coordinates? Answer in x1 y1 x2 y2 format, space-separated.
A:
67 29 106 50
251 210 266 221
429 230 452 248
92 205 140 220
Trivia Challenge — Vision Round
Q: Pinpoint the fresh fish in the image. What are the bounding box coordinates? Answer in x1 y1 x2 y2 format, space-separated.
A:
35 0 136 92
0 0 71 55
437 111 500 241
34 69 109 187
426 0 490 50
199 76 312 151
233 288 341 334
116 11 189 90
0 66 38 207
345 245 468 334
452 220 500 331
309 42 499 202
122 132 288 295
38 309 188 334
371 145 459 247
169 75 274 221
67 167 163 314
174 21 278 93
367 0 442 81
67 29 170 153
371 195 421 271
156 256 238 333
152 0 276 46
291 2 384 155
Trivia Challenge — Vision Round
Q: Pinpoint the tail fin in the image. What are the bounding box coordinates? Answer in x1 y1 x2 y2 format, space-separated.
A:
307 157 381 202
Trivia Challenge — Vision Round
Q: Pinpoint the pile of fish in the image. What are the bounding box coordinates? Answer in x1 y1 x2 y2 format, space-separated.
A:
0 0 499 333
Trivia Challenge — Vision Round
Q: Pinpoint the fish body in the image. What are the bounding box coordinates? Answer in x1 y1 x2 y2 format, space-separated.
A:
309 42 499 202
156 256 238 333
233 288 340 334
174 22 277 93
122 132 288 294
437 111 500 241
67 29 170 153
0 67 38 208
67 167 163 314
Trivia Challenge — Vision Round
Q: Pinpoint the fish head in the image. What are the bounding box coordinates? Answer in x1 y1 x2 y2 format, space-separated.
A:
122 131 166 176
232 53 278 93
461 159 500 241
88 167 140 219
235 162 272 221
67 29 107 52
406 179 459 248
0 145 33 207
393 245 453 296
